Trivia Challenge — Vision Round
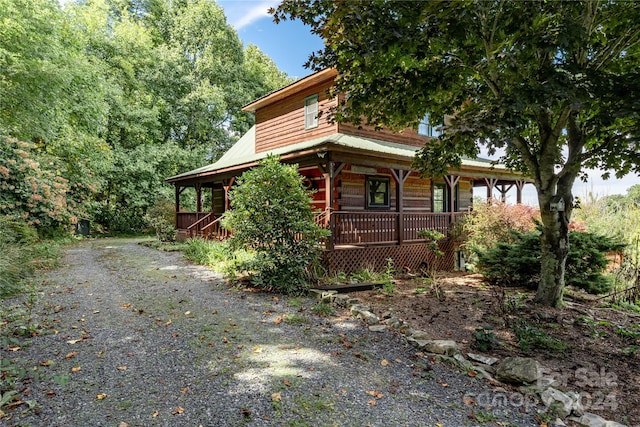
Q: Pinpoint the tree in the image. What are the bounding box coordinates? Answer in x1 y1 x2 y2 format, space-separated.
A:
272 0 640 306
224 155 329 294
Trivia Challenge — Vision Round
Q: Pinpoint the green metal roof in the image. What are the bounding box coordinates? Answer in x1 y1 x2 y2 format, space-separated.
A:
167 125 510 181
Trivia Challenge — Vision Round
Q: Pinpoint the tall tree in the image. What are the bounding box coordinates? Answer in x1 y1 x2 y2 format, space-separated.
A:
273 0 640 306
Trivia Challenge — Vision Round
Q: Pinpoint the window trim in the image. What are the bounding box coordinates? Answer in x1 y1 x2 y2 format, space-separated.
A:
304 94 319 130
432 181 459 212
366 176 390 208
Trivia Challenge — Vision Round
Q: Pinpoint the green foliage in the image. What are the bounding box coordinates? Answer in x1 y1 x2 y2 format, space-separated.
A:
381 258 396 295
513 321 567 353
145 196 176 242
0 216 63 298
224 156 330 294
312 302 335 317
471 328 499 352
182 238 252 276
478 229 625 294
460 201 539 262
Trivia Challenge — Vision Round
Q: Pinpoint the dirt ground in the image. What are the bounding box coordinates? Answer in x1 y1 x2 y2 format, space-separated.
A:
353 273 640 426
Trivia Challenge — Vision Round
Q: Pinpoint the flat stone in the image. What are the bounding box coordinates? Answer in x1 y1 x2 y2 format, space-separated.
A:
368 324 387 333
333 294 352 307
565 391 584 416
350 304 372 314
495 357 542 385
357 310 379 325
604 422 629 427
540 387 574 418
383 316 403 329
308 289 337 302
568 412 608 427
467 352 499 366
421 339 460 356
410 330 431 341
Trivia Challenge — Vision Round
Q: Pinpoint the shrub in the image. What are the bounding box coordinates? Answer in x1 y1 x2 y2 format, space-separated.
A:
223 155 329 294
145 197 176 242
477 228 625 294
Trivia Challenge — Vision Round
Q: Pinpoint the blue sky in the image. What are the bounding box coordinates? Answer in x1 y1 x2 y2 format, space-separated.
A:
218 0 638 204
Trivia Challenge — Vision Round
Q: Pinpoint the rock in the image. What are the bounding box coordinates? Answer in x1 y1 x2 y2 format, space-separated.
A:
368 324 387 333
350 303 373 314
467 352 499 366
308 289 337 302
356 310 379 325
410 330 431 341
551 418 567 426
565 391 584 416
604 421 628 427
383 316 403 329
568 412 608 427
333 294 352 307
540 387 574 418
409 339 460 356
495 357 542 385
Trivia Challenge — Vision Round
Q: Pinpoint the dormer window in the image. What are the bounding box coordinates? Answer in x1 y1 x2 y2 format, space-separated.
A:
304 94 319 129
418 112 441 138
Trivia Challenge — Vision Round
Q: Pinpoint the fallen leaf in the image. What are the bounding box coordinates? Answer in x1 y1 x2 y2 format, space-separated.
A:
67 339 82 344
165 319 172 326
152 410 159 418
463 396 477 406
171 406 184 415
441 383 449 388
71 366 81 372
467 370 477 377
184 311 191 316
66 351 78 359
271 392 282 402
395 359 402 363
253 346 263 353
40 360 54 367
273 316 283 325
365 390 383 399
45 390 56 397
368 399 377 406
93 310 100 314
282 380 292 387
96 393 107 400
241 408 251 418
8 346 21 351
222 337 229 343
380 359 390 367
181 387 189 394
117 366 127 371
118 423 128 427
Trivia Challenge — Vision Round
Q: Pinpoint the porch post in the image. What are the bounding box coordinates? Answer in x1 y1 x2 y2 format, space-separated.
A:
223 177 235 212
211 186 215 214
174 184 180 228
515 180 526 204
195 183 202 213
498 184 514 203
444 175 460 225
391 169 410 245
320 161 344 251
484 177 498 201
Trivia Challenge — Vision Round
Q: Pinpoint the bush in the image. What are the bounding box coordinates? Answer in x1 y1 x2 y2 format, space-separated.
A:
223 155 329 294
145 197 176 242
477 228 625 294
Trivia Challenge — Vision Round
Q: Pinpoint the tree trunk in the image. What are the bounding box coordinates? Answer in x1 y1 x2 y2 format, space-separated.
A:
534 189 572 307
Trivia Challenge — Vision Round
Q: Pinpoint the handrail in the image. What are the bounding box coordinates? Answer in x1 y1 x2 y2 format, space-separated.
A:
201 214 224 232
314 207 332 228
187 213 213 230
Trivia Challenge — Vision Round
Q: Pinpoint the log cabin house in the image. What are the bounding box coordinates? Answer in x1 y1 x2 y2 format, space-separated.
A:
166 68 531 273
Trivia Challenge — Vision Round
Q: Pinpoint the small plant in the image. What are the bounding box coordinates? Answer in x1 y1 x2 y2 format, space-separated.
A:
283 314 310 325
414 287 428 295
312 302 334 317
382 258 396 295
471 328 499 352
513 321 567 353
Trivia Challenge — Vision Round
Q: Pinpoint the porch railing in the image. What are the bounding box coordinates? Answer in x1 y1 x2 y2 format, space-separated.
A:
331 211 466 246
177 210 466 247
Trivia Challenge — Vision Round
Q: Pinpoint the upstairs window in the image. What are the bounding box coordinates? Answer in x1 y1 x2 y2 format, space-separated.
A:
367 177 390 208
304 94 318 129
418 112 441 138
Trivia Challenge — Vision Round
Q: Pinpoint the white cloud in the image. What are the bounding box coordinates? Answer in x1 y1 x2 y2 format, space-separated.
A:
225 1 278 30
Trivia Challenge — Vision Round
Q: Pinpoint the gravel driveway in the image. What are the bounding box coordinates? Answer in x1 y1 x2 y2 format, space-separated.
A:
2 238 541 426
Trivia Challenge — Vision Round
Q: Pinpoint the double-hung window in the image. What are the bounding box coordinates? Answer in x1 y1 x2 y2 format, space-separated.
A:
418 112 441 138
304 94 318 129
433 182 458 212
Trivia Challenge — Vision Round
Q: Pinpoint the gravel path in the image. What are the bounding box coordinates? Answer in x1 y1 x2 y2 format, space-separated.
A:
2 238 541 426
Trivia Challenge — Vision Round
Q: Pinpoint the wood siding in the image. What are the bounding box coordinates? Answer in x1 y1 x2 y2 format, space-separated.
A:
338 123 431 148
254 79 338 153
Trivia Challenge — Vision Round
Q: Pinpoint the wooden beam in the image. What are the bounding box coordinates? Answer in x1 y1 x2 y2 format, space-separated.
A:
223 177 235 212
195 183 202 213
484 177 499 200
444 175 460 223
391 169 409 245
174 185 180 228
516 180 526 204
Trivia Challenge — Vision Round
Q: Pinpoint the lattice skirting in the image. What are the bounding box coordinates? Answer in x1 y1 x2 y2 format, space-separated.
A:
322 239 460 274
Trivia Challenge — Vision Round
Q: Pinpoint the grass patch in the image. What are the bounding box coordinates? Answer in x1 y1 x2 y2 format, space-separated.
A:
311 302 334 317
182 238 253 276
513 321 568 353
283 314 310 325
